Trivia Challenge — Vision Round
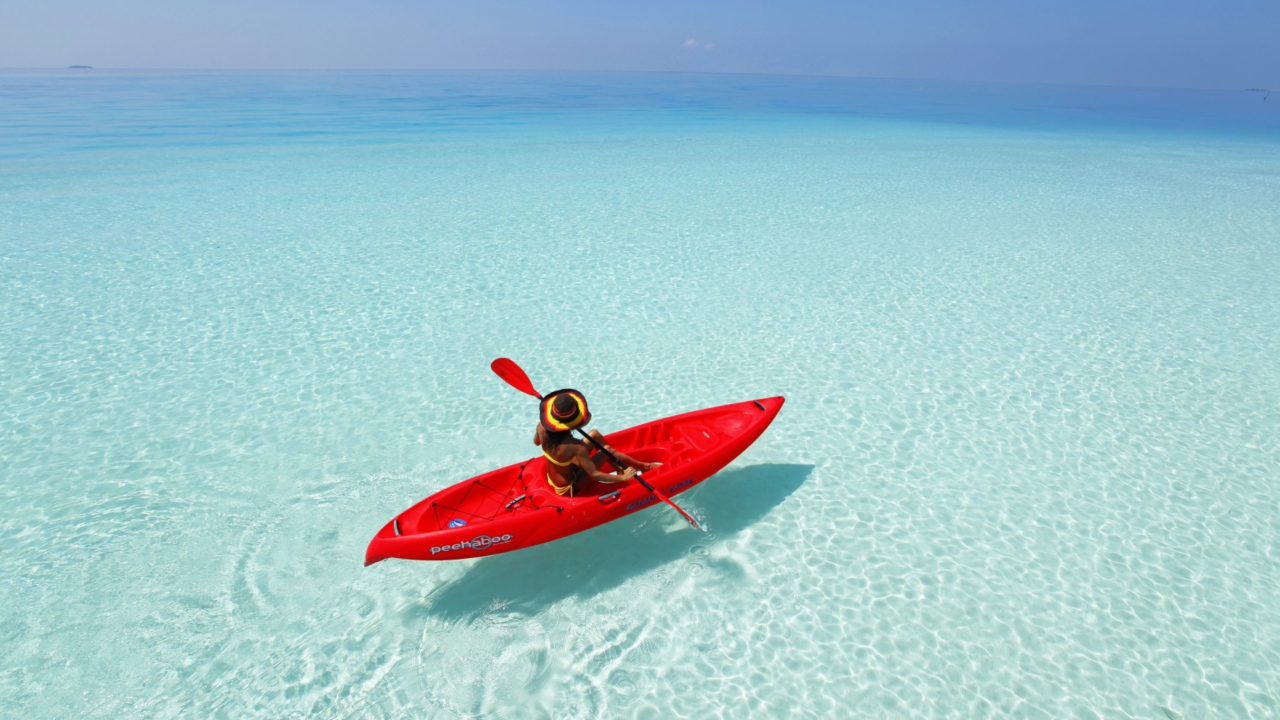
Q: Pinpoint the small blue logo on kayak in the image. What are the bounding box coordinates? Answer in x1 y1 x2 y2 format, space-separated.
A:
448 519 467 528
625 479 695 512
626 494 656 512
430 534 513 555
667 478 695 494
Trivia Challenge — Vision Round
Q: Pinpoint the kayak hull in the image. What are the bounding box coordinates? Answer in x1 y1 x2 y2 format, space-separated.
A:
365 396 784 564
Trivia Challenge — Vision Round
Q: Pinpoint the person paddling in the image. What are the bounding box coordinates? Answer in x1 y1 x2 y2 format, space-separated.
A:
534 389 658 497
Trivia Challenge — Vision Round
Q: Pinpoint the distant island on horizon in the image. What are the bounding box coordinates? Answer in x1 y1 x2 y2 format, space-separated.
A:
67 65 92 69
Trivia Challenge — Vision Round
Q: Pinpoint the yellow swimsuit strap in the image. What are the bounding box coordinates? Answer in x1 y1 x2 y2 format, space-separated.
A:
542 449 574 467
543 448 576 496
548 474 573 496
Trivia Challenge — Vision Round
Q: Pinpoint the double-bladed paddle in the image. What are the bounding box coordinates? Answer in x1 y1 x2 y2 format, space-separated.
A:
490 357 703 531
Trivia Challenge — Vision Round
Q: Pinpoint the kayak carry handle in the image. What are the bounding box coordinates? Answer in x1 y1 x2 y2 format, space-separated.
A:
753 400 765 411
598 490 621 504
505 494 528 510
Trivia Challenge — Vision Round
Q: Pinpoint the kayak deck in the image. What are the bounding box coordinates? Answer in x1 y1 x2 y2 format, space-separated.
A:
365 396 783 564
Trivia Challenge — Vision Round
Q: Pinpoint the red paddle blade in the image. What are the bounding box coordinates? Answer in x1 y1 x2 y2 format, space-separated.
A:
659 493 703 530
491 358 542 399
637 475 703 531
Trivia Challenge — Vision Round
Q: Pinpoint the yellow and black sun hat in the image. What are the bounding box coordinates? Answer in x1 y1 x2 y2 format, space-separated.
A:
540 389 589 432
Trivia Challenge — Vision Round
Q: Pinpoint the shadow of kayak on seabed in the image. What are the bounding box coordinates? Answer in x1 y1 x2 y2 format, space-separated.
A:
414 463 813 621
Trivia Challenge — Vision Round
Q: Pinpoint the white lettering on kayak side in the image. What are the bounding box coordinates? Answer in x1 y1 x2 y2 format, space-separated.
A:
430 534 514 555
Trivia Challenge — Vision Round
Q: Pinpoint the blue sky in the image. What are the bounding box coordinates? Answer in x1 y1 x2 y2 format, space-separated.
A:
2 0 1276 89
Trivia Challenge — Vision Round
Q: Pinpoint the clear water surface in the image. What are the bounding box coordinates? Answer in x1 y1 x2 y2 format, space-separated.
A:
2 71 1279 719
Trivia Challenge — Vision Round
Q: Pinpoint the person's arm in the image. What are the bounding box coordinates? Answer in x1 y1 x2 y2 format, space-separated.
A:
573 447 637 484
534 424 545 446
584 429 660 472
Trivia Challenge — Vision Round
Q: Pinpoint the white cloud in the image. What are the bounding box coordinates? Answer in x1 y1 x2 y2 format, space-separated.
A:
682 38 699 49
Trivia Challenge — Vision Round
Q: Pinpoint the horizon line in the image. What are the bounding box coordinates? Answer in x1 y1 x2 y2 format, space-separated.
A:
0 66 1261 94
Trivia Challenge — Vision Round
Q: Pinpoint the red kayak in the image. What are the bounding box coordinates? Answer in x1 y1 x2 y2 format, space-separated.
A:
365 396 784 564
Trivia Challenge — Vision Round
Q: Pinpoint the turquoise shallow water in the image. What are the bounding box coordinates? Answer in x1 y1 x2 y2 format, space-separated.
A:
2 71 1279 718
